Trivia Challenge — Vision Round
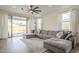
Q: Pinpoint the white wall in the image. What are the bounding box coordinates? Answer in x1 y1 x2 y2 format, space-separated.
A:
0 10 8 39
42 11 61 31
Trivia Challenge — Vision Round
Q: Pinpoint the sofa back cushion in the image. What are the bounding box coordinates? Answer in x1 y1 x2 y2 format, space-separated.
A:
47 31 59 36
40 30 48 34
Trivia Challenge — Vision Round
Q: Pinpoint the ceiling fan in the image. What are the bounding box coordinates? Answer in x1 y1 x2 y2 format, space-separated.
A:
21 5 42 14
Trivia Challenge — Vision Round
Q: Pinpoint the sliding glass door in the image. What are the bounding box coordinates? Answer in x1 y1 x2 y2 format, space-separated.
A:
8 16 27 38
8 16 42 38
12 16 26 37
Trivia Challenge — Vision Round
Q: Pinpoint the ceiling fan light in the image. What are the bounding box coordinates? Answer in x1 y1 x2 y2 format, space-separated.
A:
30 11 33 13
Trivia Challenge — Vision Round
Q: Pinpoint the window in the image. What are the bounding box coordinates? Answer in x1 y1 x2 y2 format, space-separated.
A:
62 12 71 30
37 18 42 30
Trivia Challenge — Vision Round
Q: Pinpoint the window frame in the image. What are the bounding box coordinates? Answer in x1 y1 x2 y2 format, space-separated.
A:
61 11 71 30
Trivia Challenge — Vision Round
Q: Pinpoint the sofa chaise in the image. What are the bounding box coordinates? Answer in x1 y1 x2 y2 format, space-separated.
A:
43 31 77 53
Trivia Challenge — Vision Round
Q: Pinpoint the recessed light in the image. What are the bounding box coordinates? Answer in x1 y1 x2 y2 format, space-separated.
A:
12 6 16 8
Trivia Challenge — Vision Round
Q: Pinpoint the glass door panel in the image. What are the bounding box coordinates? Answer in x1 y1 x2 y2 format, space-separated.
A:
12 16 26 37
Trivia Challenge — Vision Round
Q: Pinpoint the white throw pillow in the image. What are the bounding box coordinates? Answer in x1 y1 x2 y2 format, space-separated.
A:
56 32 63 38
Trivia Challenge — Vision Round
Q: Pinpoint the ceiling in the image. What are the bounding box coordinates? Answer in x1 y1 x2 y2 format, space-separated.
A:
0 5 73 17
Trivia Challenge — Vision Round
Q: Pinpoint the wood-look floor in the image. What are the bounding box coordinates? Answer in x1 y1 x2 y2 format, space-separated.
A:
71 44 79 53
0 37 34 53
0 37 79 53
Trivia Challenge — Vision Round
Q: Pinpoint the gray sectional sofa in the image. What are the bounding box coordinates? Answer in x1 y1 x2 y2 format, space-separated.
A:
37 30 77 53
26 30 77 53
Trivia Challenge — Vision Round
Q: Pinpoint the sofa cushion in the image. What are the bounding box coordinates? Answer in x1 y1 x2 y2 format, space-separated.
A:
47 31 59 36
40 30 48 34
44 38 72 52
43 35 57 39
37 34 43 39
46 35 56 38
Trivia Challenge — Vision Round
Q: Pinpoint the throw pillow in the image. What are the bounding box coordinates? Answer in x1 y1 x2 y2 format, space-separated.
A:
56 31 64 39
61 33 68 39
61 31 72 39
65 33 72 40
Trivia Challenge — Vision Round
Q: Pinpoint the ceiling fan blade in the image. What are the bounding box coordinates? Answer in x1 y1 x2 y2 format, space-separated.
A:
34 11 39 14
33 7 39 10
34 10 41 12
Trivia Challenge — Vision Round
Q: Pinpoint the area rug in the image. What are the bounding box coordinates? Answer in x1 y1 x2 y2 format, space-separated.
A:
21 38 47 53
